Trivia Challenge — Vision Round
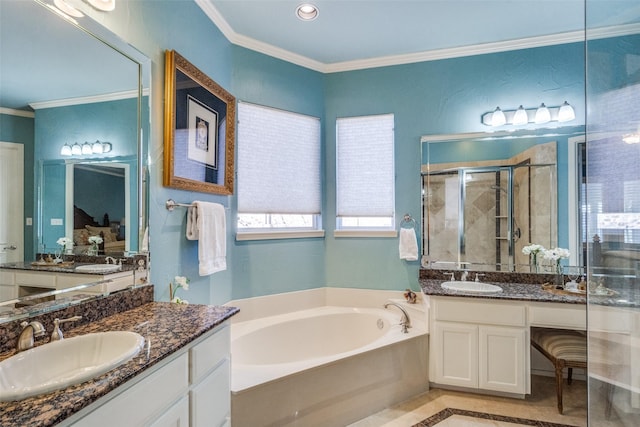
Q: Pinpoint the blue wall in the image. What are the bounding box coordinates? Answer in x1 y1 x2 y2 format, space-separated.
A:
0 112 35 260
87 1 586 304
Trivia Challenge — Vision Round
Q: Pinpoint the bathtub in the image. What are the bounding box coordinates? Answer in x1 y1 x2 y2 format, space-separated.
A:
228 288 429 427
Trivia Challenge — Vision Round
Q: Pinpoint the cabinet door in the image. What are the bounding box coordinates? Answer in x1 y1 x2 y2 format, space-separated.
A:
150 396 189 427
190 359 230 427
479 325 527 394
432 321 478 388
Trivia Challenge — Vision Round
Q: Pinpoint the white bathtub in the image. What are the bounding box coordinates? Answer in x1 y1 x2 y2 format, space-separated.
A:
228 288 429 427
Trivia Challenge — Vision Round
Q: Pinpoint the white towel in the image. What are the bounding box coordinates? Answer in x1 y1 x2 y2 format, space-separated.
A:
399 228 418 261
186 201 227 276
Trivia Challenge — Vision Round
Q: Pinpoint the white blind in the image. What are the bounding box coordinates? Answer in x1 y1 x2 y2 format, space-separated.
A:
237 102 321 214
336 114 395 217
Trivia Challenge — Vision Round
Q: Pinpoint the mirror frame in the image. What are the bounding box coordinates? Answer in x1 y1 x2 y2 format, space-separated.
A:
421 128 584 272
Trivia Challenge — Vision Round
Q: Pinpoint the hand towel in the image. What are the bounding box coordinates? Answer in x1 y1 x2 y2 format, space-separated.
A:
186 201 227 276
399 227 418 261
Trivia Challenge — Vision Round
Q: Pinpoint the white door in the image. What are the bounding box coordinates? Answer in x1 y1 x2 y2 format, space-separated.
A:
479 325 527 394
0 142 24 263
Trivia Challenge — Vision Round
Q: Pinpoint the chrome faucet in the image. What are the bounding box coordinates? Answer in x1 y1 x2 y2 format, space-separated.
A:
17 321 46 352
105 256 117 264
384 302 412 333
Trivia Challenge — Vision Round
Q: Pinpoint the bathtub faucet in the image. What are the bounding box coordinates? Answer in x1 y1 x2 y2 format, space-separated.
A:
383 302 411 333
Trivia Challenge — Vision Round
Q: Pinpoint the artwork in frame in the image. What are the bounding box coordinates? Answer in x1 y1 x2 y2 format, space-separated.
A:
163 50 236 195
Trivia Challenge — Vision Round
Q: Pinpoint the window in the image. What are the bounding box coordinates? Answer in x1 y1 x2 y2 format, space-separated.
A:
237 102 322 239
336 114 395 236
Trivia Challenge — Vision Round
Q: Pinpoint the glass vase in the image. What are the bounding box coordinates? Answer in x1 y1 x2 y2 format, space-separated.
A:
555 265 564 288
530 254 539 273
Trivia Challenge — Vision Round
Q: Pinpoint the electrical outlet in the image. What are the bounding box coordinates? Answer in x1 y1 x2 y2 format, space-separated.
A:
26 217 32 226
51 218 63 226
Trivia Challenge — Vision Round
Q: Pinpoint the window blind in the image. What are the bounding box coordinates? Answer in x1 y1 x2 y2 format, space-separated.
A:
336 114 395 217
237 102 321 214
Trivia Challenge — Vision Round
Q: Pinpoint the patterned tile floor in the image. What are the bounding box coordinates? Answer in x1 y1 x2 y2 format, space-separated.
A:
349 375 588 427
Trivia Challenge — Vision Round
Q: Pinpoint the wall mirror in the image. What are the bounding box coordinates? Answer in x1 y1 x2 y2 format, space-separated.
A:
421 127 585 273
0 0 150 311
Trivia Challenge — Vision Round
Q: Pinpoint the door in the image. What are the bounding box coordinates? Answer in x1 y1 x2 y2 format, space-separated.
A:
0 142 24 263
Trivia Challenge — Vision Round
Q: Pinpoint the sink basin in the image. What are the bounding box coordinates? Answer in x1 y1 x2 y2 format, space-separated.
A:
75 264 121 273
0 331 144 401
441 280 502 293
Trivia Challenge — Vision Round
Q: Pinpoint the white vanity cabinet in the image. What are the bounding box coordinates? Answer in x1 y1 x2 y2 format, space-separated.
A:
429 297 528 395
64 322 231 427
0 268 134 299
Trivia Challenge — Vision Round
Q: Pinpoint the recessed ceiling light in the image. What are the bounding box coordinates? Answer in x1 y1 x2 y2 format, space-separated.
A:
296 3 318 21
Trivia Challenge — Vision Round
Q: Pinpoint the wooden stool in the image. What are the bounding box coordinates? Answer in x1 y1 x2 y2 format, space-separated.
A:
530 327 587 414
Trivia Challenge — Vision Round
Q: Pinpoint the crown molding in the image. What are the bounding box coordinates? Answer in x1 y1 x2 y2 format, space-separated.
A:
29 89 142 110
0 107 34 118
196 0 640 74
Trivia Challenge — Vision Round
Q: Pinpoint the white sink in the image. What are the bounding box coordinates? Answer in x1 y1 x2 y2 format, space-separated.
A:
75 264 121 273
0 331 144 401
441 280 502 293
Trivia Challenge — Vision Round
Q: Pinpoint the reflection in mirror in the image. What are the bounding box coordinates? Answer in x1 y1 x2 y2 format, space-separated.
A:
0 0 150 312
421 128 584 273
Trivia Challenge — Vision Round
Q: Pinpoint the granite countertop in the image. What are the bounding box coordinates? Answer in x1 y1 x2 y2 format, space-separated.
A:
0 261 137 275
0 302 239 427
420 279 587 304
420 278 640 308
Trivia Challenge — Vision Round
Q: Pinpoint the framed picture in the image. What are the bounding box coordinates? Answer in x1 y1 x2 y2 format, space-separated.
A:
163 50 236 195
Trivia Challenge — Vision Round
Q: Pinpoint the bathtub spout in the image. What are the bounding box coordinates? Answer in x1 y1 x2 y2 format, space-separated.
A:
384 302 411 333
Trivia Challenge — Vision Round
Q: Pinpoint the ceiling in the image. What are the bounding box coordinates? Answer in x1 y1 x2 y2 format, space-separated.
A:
200 0 640 73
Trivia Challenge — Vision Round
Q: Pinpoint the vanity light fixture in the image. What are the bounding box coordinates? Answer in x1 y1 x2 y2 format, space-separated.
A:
296 3 319 21
482 101 575 127
61 140 112 157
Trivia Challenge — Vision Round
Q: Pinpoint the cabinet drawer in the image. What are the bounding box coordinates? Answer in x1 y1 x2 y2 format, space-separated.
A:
528 303 586 330
0 270 15 286
190 325 230 384
15 272 56 288
433 298 526 326
73 353 189 427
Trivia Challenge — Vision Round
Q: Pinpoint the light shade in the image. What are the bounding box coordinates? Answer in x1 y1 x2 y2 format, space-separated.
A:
71 143 82 155
534 103 551 124
491 107 506 126
512 105 528 126
60 143 72 156
86 0 115 12
102 142 112 153
81 142 92 155
557 101 576 122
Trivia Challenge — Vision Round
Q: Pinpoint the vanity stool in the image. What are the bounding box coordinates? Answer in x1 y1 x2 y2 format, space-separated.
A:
530 327 587 414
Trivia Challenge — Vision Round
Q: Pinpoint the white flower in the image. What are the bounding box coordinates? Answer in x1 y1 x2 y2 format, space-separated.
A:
174 276 189 290
88 235 103 245
56 237 73 247
543 247 570 261
522 244 545 255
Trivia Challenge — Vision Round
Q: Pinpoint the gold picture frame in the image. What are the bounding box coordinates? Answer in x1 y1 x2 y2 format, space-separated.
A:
163 50 236 195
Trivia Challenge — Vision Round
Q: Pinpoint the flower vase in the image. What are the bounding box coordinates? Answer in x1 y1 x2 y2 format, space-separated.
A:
88 245 98 256
530 254 539 273
555 264 564 289
54 249 63 263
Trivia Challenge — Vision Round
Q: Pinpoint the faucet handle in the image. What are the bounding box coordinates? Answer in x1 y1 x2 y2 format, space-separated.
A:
447 271 456 281
51 315 82 341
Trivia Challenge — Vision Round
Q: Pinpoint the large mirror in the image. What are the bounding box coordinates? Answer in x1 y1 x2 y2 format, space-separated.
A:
421 126 585 273
0 0 150 305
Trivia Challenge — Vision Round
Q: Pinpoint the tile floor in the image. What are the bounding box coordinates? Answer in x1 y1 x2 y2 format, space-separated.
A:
349 375 588 427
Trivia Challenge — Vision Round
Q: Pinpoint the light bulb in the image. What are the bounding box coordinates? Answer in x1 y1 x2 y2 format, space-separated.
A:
557 101 575 122
535 103 551 124
491 107 506 126
81 142 92 155
512 105 529 126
